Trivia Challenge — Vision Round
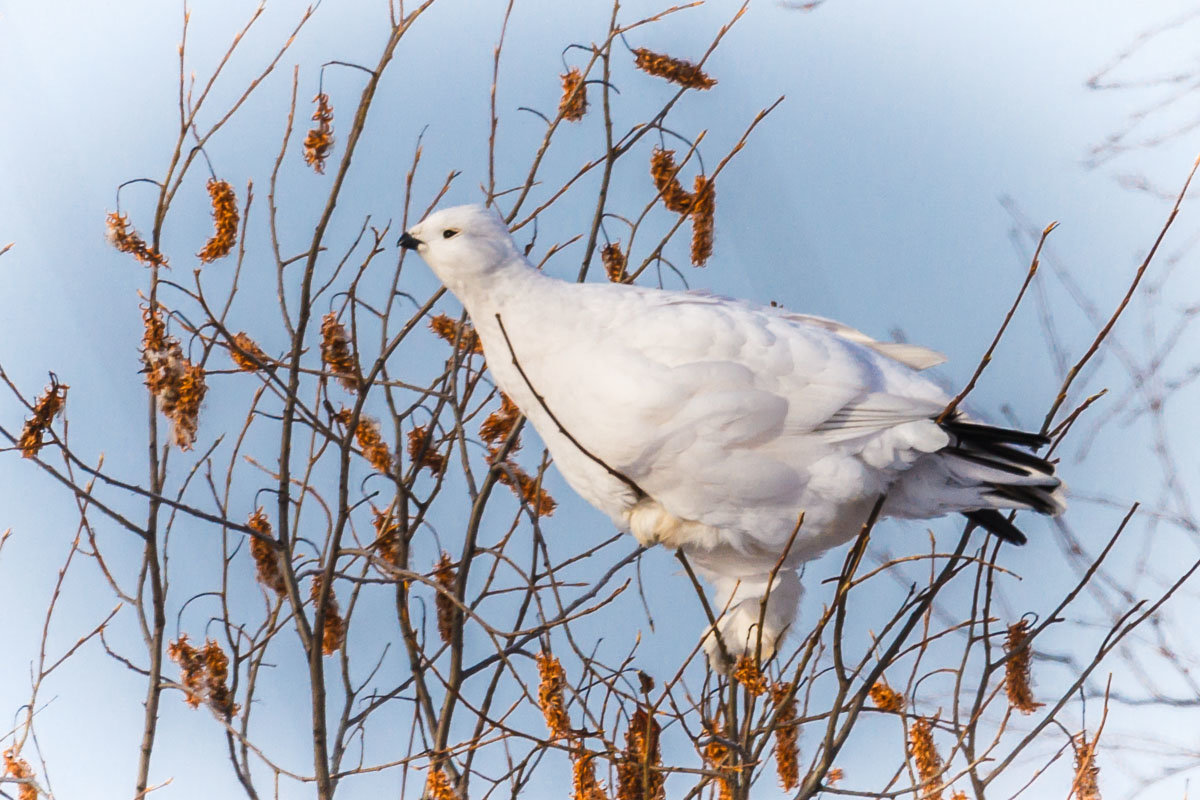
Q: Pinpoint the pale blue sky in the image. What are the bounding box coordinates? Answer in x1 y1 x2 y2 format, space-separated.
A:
2 1 1199 798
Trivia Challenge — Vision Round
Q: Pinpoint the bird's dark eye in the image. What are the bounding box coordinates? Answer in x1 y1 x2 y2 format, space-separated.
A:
442 229 459 239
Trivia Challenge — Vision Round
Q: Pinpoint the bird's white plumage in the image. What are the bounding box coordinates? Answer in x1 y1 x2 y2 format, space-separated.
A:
402 204 1063 668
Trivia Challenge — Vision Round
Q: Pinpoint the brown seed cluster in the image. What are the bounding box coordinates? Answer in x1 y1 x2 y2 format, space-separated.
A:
650 148 695 214
572 747 608 800
229 331 269 371
2 747 37 800
372 509 402 567
1004 619 1042 714
142 304 206 449
197 178 239 262
702 729 735 800
732 655 767 696
495 461 558 517
408 425 447 475
479 393 521 446
559 67 588 121
602 242 628 283
304 93 335 174
826 768 844 785
310 576 347 656
632 48 716 90
17 376 67 458
429 313 484 355
690 175 715 267
1072 733 1101 800
909 718 944 800
167 635 237 717
247 508 286 595
426 766 457 800
320 313 358 391
618 707 664 800
770 683 799 791
355 416 393 474
536 651 572 739
434 552 456 644
106 211 167 267
869 680 905 713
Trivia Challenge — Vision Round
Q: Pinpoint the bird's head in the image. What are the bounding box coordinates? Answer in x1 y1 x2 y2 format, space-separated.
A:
398 204 519 292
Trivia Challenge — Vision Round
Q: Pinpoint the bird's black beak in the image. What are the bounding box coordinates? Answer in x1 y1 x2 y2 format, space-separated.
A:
397 232 423 250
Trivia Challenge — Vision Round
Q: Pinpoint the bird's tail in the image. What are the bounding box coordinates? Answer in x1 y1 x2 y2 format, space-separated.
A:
935 417 1064 545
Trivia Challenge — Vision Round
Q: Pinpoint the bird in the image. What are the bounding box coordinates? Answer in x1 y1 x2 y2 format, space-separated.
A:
398 204 1064 670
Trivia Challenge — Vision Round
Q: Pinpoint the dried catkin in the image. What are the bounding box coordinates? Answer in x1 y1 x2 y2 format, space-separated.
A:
17 376 67 458
167 635 206 708
479 393 521 445
1072 733 1101 800
372 509 402 567
426 766 457 800
602 242 628 283
247 508 286 595
869 680 905 713
408 425 447 475
229 332 268 371
559 67 588 121
909 718 944 800
304 93 335 173
632 47 717 90
690 175 715 267
702 729 735 800
353 416 393 474
310 576 347 655
1004 619 1042 714
3 747 38 800
429 313 484 354
536 651 571 739
434 552 456 644
197 178 239 262
320 313 358 391
141 304 205 449
732 655 767 696
106 211 167 267
200 639 237 717
649 148 694 214
572 747 608 800
617 707 664 800
770 683 799 791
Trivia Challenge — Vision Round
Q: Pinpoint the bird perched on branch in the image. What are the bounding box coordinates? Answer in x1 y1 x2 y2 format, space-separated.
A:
399 204 1064 671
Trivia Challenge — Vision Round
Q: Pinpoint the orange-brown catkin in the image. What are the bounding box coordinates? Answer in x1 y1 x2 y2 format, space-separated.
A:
559 66 588 121
602 242 628 283
303 93 335 174
732 655 767 697
408 425 447 475
18 376 67 458
141 304 205 449
690 175 715 267
702 729 735 800
434 552 456 644
167 635 206 708
1072 733 1101 800
353 416 393 474
869 680 905 713
909 718 945 800
106 211 167 267
310 576 347 656
649 148 694 214
372 509 402 567
320 313 358 391
429 313 484 354
632 48 717 90
229 332 269 371
572 747 608 800
536 651 571 739
247 508 286 595
3 747 38 800
197 178 239 262
426 766 457 800
770 683 799 791
1004 619 1042 714
200 638 237 717
494 460 557 517
479 393 521 445
617 706 664 800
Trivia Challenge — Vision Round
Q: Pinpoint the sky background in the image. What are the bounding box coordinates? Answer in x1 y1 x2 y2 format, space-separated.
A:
2 0 1200 798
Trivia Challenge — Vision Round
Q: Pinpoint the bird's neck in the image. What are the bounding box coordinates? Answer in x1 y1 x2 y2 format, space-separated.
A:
452 254 553 318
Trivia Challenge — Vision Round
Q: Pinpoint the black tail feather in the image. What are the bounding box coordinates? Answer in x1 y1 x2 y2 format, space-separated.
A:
962 509 1028 545
941 419 1050 450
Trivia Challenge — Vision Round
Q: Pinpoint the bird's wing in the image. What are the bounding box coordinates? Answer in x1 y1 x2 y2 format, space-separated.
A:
501 283 950 531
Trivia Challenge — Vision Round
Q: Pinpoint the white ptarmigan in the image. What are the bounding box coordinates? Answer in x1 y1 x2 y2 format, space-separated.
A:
399 204 1064 669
